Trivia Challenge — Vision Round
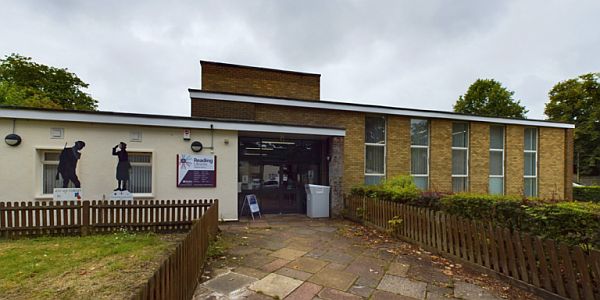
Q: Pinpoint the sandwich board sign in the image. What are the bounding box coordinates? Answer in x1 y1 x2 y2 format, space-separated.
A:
242 194 261 220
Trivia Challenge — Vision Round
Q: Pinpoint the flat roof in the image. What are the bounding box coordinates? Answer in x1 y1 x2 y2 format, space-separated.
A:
0 106 345 137
189 89 575 129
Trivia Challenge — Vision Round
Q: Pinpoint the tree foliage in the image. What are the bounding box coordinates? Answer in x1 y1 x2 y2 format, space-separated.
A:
454 79 528 118
545 73 600 175
0 54 97 110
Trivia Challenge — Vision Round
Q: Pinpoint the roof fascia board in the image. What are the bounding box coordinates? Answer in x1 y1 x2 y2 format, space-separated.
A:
190 91 574 129
0 109 345 137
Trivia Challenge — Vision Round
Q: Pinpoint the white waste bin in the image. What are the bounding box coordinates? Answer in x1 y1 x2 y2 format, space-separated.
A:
305 184 330 218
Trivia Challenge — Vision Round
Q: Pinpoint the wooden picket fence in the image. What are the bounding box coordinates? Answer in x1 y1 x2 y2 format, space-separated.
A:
134 200 219 300
0 199 216 237
344 195 600 300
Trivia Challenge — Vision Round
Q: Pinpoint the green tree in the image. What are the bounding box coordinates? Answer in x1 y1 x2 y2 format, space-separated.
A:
0 54 97 110
545 73 600 175
454 79 528 118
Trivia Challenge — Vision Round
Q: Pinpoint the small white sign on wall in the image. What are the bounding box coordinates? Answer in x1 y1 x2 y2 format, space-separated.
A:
53 188 82 201
110 190 133 201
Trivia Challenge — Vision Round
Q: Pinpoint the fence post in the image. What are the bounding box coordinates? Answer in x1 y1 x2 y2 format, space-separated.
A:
81 201 90 236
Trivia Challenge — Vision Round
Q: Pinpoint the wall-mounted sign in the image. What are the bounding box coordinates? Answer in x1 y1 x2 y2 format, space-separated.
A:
53 188 82 201
177 154 217 187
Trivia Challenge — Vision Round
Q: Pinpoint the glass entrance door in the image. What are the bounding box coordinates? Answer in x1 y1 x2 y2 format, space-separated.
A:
238 138 324 215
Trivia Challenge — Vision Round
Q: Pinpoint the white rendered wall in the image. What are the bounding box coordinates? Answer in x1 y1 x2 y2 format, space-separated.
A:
0 118 239 220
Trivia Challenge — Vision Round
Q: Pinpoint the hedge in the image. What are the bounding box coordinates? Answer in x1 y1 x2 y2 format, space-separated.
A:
350 175 440 207
440 193 600 249
574 186 600 203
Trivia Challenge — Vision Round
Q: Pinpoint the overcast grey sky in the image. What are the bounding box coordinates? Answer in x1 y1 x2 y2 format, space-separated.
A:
1 1 599 119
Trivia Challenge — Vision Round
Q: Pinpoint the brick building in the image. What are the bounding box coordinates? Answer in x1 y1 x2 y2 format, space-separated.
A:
190 61 574 216
0 61 574 220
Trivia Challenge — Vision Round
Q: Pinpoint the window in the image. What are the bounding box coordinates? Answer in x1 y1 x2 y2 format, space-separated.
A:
524 128 538 197
129 152 152 194
489 126 505 195
41 150 64 194
411 119 429 190
452 123 469 192
365 116 386 185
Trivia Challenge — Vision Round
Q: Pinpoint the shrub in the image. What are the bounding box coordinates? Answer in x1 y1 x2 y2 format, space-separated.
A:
440 193 529 230
350 175 421 204
574 186 600 203
440 193 600 249
525 202 600 250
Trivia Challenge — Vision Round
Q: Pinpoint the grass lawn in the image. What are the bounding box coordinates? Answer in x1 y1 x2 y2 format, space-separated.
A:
0 231 184 300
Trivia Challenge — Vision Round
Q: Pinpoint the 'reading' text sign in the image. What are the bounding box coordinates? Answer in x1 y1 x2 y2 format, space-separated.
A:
177 154 217 187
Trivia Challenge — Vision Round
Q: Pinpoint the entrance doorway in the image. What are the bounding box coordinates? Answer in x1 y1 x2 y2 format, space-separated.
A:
238 137 325 215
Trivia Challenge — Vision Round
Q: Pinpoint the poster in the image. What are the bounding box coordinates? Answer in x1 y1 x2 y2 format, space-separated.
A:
177 154 217 187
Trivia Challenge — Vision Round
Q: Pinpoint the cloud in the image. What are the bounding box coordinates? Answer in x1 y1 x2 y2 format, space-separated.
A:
1 0 599 119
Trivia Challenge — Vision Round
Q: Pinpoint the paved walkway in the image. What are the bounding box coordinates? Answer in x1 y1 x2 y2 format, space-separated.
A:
194 215 536 300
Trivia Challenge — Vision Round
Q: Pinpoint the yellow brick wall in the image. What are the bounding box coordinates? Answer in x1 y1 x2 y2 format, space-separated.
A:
469 122 489 194
505 125 524 196
387 116 410 177
201 61 320 101
539 127 566 199
429 119 453 192
189 98 572 199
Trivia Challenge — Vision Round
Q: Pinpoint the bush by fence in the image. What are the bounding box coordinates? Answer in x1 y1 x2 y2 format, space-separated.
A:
344 195 600 300
440 194 600 250
574 186 600 203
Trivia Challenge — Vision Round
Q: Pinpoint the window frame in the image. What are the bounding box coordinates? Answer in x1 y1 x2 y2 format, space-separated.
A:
451 122 469 192
127 151 155 196
410 119 429 189
39 149 63 196
523 128 538 197
364 115 387 184
489 125 505 195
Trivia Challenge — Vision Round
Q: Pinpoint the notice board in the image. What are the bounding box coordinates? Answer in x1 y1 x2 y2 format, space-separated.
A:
177 154 217 187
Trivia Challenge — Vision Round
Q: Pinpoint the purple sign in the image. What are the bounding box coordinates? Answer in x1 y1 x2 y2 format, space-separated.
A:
177 154 217 187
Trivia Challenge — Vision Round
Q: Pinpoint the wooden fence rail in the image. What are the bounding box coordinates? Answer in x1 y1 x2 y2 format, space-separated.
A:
0 199 216 238
344 195 600 300
134 200 219 300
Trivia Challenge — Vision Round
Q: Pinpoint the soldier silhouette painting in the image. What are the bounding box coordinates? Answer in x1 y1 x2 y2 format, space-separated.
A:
112 142 131 191
56 141 86 188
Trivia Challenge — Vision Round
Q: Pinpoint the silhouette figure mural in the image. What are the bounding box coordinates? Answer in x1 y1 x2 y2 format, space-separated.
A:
112 142 131 191
56 141 86 188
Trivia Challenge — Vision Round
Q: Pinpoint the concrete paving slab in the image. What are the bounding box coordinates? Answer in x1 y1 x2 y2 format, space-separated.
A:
320 250 356 265
249 273 303 299
270 247 308 260
377 275 427 300
284 282 323 300
349 284 374 298
232 266 268 279
203 272 257 295
287 257 329 273
312 226 338 233
453 282 500 300
318 288 362 300
308 268 359 291
260 258 290 273
370 290 416 300
387 262 410 277
323 262 347 271
240 254 278 268
276 267 313 281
